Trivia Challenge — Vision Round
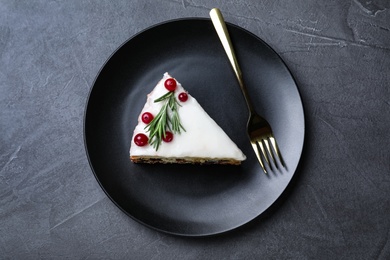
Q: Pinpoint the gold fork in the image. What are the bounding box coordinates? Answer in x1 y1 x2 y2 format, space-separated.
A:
210 8 285 173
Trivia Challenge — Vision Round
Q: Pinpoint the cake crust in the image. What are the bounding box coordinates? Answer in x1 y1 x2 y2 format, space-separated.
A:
130 156 241 165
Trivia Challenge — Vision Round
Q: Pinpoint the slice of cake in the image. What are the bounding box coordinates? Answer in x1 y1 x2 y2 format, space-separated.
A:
129 72 246 165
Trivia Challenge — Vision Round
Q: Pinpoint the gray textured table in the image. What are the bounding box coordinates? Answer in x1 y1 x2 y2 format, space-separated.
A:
1 1 389 259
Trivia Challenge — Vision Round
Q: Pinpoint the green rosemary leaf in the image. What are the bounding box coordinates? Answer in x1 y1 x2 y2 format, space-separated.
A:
154 91 173 103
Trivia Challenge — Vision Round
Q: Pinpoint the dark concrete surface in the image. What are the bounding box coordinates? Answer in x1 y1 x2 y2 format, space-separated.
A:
1 0 389 259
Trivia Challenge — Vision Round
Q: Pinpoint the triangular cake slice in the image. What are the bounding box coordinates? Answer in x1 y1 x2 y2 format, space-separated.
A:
130 72 246 165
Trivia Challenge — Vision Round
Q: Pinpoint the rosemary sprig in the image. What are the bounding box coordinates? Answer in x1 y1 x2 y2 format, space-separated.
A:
145 91 186 150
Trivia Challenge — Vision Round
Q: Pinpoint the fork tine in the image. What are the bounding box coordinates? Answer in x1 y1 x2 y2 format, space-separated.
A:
261 140 276 172
269 136 285 167
258 140 269 165
263 138 277 169
251 142 267 173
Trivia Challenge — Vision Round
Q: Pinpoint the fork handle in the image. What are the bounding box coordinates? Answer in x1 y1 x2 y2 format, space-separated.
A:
210 8 256 113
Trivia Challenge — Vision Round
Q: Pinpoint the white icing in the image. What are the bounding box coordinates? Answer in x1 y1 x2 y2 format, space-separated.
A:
130 72 246 161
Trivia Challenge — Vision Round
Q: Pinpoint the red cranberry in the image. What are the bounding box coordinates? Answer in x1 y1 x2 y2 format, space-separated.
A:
164 78 177 92
141 112 154 124
162 131 173 142
134 133 148 146
178 92 188 102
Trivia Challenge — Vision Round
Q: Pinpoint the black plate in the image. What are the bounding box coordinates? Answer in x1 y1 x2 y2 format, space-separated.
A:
84 19 305 236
